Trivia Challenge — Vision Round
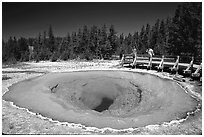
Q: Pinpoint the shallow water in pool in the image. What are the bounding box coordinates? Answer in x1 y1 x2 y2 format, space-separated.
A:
3 70 198 129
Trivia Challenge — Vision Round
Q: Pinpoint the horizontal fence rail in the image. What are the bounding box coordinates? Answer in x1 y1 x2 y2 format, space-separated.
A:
120 53 202 80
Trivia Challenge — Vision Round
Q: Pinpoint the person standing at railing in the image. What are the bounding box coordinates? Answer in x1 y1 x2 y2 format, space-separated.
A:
132 48 137 68
146 48 154 61
132 48 137 56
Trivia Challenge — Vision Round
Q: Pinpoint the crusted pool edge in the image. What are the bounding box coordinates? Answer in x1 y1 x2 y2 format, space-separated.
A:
2 68 202 133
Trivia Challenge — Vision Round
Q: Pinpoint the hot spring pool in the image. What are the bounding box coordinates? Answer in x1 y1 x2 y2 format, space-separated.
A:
3 70 198 129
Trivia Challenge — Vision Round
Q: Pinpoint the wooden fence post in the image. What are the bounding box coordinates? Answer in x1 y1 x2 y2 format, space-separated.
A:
190 56 194 73
160 55 164 72
176 56 180 75
120 54 125 66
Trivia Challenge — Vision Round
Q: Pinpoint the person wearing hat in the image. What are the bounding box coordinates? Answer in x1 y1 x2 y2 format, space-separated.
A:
146 48 154 61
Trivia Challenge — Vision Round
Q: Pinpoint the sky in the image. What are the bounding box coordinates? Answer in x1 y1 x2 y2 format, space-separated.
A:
2 2 181 41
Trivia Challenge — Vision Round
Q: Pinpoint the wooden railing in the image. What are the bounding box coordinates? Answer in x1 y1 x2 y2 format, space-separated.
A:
120 54 202 79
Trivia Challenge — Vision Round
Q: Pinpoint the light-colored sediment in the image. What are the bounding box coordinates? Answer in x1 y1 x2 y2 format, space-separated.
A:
2 60 202 134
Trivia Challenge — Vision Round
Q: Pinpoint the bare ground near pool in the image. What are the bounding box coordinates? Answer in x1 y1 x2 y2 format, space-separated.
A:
2 60 202 135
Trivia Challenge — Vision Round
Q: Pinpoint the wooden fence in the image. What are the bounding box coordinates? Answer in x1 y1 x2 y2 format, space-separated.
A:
120 54 202 80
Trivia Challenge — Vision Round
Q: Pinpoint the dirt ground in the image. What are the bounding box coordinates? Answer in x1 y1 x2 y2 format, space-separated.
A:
1 60 202 135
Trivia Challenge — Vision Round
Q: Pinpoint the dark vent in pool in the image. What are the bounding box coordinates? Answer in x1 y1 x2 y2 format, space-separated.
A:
93 97 114 112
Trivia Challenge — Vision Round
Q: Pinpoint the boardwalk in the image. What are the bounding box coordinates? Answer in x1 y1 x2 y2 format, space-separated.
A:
121 55 201 69
134 59 200 69
121 54 202 81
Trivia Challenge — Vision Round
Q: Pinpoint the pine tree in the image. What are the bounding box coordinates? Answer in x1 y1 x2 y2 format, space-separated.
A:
124 33 133 54
133 31 139 51
156 19 166 55
48 25 55 53
99 24 108 59
101 24 108 45
42 31 47 50
2 40 9 62
181 2 202 57
6 37 17 63
150 19 160 54
60 33 71 60
116 33 125 58
70 32 78 59
108 24 117 57
18 37 29 61
144 23 151 49
33 32 42 61
76 28 82 54
168 3 201 58
164 16 172 55
81 25 92 59
12 37 19 60
96 28 102 59
138 25 146 53
90 25 98 57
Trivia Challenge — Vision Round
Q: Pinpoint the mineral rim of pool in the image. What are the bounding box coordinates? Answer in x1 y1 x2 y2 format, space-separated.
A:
3 70 198 129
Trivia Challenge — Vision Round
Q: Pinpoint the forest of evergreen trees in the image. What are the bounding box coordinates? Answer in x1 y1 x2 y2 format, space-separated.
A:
2 3 202 63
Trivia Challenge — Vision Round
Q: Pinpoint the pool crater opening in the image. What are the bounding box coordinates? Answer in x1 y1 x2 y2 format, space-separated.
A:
90 97 114 112
78 91 116 112
3 70 198 129
50 75 143 117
